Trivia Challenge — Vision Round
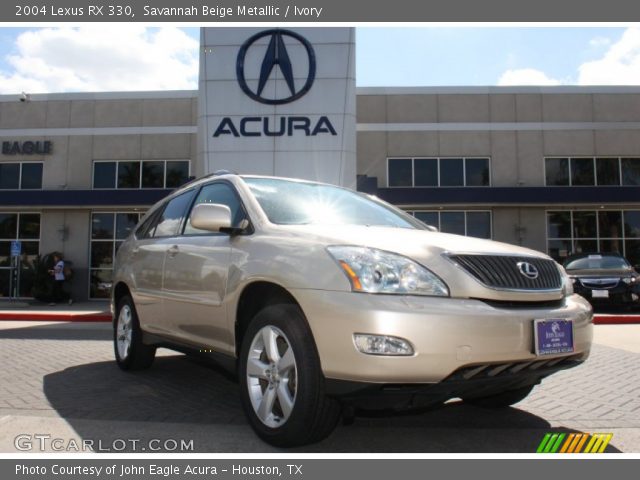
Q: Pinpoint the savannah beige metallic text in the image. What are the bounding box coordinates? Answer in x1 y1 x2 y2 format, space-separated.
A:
111 173 593 447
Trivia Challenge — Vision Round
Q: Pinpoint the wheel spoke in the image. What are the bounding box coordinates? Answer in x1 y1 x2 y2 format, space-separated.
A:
262 327 280 363
257 385 277 422
277 382 294 419
278 347 295 373
247 357 269 379
116 305 133 360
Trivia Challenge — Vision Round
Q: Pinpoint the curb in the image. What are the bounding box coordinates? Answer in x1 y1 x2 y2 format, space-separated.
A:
0 312 111 322
593 314 640 325
0 312 638 325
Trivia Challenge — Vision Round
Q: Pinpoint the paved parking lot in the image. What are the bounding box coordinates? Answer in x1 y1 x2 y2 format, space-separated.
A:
0 320 639 453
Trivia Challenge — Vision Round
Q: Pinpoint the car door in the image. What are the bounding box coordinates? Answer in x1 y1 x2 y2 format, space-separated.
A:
161 181 249 351
131 189 196 335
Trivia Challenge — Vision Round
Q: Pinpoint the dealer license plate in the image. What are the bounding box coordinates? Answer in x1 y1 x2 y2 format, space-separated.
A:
592 289 609 298
534 319 574 356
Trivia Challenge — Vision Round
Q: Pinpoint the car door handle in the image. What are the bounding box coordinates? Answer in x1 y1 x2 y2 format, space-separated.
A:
167 245 179 258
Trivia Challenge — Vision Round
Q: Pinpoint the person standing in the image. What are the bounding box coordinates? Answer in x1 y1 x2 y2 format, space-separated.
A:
49 253 72 306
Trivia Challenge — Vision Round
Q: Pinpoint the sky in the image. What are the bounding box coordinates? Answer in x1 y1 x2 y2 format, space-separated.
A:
0 26 638 94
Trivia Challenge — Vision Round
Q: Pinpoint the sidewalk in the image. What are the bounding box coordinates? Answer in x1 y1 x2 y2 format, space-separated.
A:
0 300 111 322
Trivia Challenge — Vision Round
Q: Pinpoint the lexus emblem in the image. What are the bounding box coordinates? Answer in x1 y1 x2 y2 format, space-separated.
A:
236 29 316 105
517 261 539 280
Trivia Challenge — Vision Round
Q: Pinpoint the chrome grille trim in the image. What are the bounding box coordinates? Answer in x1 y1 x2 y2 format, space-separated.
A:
579 278 620 289
447 254 562 291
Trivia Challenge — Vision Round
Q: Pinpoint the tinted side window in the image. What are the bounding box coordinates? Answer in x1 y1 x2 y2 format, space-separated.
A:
184 183 245 235
153 190 197 237
136 209 162 239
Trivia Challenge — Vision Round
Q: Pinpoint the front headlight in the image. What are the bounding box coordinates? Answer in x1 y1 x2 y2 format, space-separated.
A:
622 276 638 285
327 246 449 296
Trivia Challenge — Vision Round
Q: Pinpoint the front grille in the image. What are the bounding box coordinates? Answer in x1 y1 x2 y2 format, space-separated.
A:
448 254 562 291
478 298 565 310
579 278 620 289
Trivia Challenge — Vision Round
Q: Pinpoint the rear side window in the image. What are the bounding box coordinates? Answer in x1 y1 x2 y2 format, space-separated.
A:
135 209 161 239
184 182 246 235
151 189 197 238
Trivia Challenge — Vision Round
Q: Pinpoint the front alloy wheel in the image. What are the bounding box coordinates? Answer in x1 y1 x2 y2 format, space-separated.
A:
239 304 341 447
246 325 297 428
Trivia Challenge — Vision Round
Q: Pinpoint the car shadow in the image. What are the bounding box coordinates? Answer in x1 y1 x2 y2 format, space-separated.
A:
0 322 110 341
41 354 622 453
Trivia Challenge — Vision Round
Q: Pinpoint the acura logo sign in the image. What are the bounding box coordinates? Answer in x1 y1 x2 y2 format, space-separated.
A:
236 29 316 105
517 261 539 280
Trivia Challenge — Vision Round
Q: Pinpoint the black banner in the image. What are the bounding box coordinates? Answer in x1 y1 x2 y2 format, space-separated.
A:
2 459 639 480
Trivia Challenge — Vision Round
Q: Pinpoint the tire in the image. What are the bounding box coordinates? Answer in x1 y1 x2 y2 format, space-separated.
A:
464 385 535 408
113 295 156 371
238 304 341 447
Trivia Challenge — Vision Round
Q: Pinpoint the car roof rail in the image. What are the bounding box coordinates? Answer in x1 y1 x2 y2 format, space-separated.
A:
179 170 238 189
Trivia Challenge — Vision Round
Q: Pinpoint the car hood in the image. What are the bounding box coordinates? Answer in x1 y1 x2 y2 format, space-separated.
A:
277 224 549 260
268 224 563 302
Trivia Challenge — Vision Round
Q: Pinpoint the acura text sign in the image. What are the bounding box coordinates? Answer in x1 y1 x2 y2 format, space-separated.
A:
198 27 356 187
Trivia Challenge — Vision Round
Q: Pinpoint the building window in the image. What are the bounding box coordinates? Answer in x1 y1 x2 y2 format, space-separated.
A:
117 162 141 188
596 158 620 186
439 158 464 187
413 158 438 187
570 158 595 186
0 162 43 190
621 158 640 185
387 158 412 187
545 157 640 186
388 157 491 187
546 210 640 265
0 212 40 297
89 212 142 299
92 160 190 189
166 161 190 188
410 210 492 239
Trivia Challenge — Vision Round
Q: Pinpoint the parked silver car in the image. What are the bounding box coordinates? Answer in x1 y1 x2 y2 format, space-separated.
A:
111 173 593 446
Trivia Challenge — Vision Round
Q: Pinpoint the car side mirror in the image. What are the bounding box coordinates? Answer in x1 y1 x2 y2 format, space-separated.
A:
190 203 232 232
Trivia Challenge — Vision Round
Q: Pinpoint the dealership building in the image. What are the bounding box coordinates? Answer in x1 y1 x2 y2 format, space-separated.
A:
2 27 640 301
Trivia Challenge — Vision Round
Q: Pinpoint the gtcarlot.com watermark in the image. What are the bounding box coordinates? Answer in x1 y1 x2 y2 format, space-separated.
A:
14 434 194 452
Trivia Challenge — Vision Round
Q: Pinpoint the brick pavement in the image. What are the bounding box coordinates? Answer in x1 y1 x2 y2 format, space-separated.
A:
0 321 638 452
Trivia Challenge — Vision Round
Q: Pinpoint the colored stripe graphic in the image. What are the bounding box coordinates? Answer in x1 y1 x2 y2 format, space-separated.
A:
550 433 566 453
574 433 589 453
559 433 575 453
537 433 613 453
536 433 552 453
597 434 613 453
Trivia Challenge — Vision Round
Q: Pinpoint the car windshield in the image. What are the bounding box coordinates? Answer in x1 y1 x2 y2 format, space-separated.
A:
243 177 424 229
564 254 630 271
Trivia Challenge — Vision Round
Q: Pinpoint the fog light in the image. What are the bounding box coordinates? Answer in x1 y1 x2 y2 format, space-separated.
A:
632 293 639 302
353 334 414 356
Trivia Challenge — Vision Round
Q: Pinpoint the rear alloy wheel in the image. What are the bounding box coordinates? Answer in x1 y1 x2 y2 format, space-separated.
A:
464 385 535 408
114 295 156 371
239 304 341 447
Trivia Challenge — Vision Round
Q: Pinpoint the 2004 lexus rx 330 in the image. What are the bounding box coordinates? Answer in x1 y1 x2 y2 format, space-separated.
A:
111 173 593 447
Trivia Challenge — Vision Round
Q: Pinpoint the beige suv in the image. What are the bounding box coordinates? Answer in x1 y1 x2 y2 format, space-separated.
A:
111 173 593 447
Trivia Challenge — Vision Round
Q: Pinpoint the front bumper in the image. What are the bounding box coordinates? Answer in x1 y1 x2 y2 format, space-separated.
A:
573 282 640 306
291 290 593 384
